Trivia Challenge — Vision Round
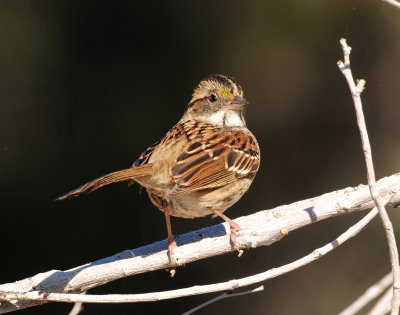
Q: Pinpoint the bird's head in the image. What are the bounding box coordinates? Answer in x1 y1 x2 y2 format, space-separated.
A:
182 74 249 128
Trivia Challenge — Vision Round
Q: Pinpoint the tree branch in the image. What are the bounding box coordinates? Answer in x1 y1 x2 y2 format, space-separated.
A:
0 173 399 313
369 287 392 315
0 204 383 307
338 38 400 315
173 285 264 315
339 273 392 315
382 0 400 9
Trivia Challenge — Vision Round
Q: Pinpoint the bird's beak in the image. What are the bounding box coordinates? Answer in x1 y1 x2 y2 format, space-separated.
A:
228 96 249 110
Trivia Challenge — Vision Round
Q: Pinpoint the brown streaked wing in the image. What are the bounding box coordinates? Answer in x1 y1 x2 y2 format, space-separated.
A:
170 130 259 195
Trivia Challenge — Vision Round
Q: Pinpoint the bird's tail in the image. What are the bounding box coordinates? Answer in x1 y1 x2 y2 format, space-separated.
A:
56 164 153 200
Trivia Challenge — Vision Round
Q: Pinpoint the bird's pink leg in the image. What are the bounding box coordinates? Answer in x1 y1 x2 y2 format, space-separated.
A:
212 209 241 249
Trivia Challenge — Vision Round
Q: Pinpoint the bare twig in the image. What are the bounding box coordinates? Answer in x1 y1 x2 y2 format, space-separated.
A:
181 285 264 315
369 287 392 315
0 173 399 313
382 0 400 9
0 204 384 307
339 273 392 315
338 38 400 315
68 292 86 315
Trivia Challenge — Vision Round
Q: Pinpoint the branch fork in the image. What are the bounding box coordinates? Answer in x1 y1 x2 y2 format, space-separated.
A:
338 37 400 315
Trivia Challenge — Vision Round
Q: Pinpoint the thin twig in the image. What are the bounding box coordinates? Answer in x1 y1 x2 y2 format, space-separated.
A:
68 292 86 315
369 287 392 315
181 285 264 315
382 0 400 9
339 273 392 315
0 205 382 305
338 38 400 315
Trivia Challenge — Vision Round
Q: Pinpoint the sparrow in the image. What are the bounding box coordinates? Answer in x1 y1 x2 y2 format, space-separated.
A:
57 74 260 261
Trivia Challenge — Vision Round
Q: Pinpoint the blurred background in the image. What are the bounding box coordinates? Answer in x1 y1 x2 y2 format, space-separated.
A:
1 1 400 314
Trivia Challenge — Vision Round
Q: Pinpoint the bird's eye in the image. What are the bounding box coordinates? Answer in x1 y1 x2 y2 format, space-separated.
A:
209 94 217 102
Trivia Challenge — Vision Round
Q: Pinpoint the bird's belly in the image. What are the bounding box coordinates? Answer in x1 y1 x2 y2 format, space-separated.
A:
167 178 253 218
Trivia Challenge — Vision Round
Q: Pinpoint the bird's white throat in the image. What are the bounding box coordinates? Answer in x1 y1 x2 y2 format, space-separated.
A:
209 110 246 128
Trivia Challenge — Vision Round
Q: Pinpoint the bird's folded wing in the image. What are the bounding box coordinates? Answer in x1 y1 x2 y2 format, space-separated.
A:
170 131 259 195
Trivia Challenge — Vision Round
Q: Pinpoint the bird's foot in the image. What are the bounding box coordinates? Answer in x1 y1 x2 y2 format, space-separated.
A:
228 222 243 257
167 237 178 277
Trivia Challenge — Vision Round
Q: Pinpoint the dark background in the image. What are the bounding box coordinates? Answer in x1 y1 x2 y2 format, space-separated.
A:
1 1 400 314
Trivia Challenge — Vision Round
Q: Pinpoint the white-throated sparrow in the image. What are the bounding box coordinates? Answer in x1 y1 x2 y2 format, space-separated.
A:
57 74 260 260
